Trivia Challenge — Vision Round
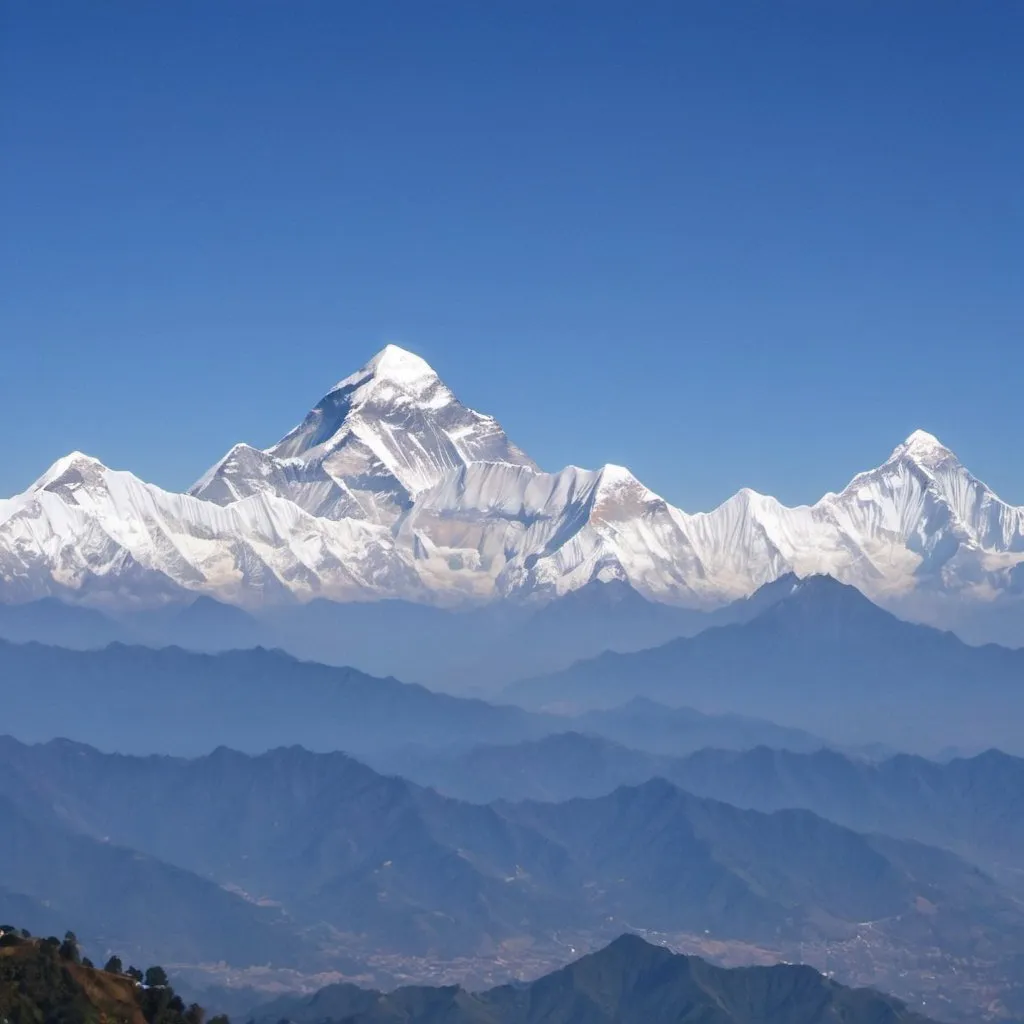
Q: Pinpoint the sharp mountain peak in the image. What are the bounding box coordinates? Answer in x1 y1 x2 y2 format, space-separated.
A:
329 343 441 395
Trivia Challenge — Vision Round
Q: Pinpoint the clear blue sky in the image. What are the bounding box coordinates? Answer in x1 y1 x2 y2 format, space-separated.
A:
2 1 1021 510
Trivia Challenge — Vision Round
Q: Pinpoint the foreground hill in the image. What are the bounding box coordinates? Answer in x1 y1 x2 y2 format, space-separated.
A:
0 928 209 1024
1 737 1021 1017
249 933 939 1024
506 575 1024 754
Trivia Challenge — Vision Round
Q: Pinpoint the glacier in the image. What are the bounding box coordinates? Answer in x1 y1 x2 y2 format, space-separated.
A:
1 346 1022 636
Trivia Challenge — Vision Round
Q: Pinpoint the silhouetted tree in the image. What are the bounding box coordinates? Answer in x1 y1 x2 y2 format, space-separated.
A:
104 955 124 974
145 965 169 988
127 965 144 983
59 930 81 963
184 1003 205 1024
82 956 95 968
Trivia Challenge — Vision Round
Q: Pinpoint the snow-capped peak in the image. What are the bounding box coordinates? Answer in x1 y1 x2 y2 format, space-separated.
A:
904 428 943 449
192 345 537 522
886 429 959 470
328 343 440 397
30 452 109 493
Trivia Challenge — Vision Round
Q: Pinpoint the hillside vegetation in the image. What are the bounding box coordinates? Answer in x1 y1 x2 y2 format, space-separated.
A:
0 927 220 1024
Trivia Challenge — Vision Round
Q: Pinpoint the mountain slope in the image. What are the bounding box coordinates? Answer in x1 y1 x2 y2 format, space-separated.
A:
0 790 302 966
506 575 1024 753
649 745 1024 886
249 933 941 1024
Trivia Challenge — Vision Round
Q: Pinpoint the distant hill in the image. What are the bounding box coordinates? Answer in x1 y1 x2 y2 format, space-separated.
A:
0 598 126 649
440 580 713 691
0 582 710 692
505 575 1024 754
374 703 834 785
0 577 796 693
0 634 842 761
127 596 269 653
572 697 833 756
0 640 550 757
377 734 1024 885
248 932 940 1024
0 595 269 655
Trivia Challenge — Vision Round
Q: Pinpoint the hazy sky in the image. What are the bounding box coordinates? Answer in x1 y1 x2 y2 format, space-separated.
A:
2 1 1021 510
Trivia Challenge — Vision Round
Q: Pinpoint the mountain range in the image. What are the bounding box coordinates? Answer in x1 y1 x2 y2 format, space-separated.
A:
1 737 1021 1019
2 345 1022 646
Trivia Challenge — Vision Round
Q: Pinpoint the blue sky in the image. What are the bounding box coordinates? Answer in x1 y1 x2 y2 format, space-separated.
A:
2 1 1021 510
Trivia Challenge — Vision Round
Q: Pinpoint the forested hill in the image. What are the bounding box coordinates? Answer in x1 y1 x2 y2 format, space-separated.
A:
0 926 223 1024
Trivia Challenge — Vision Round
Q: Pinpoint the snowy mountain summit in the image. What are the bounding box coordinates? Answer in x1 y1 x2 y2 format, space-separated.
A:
1 345 1022 634
191 345 535 523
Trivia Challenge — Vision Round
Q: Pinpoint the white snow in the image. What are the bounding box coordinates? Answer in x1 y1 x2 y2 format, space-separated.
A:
1 346 1022 619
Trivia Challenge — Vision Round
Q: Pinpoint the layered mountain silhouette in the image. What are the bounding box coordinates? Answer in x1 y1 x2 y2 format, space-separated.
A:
248 933 941 1024
0 581 724 689
0 640 552 757
0 736 1021 1017
377 733 1024 884
506 575 1024 753
0 630 845 759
